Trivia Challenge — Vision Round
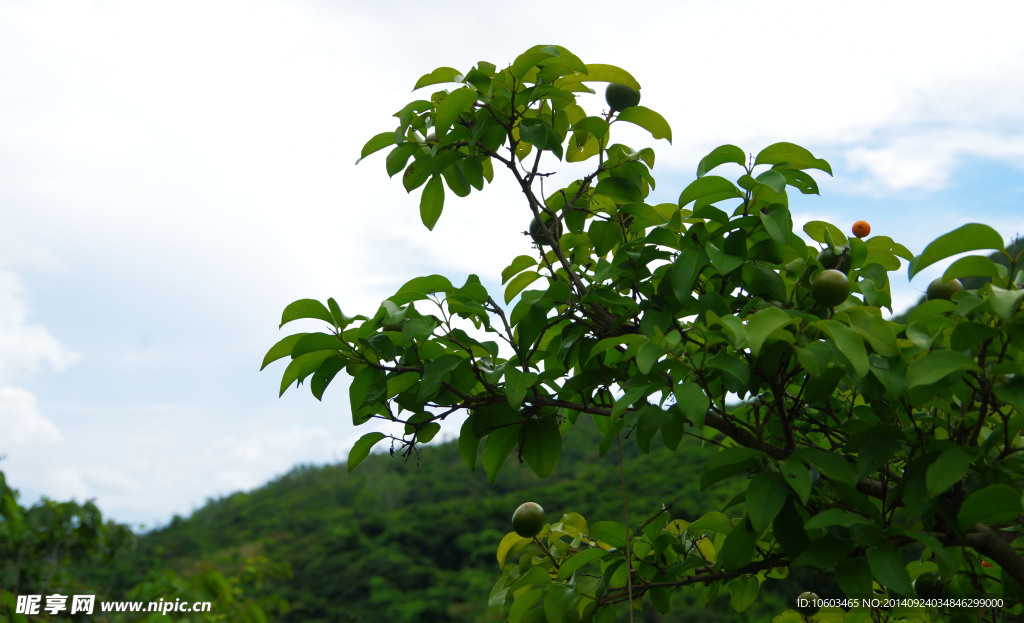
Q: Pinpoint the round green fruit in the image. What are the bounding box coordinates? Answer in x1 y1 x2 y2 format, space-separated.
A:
926 278 963 301
795 591 819 616
529 216 563 246
811 269 851 307
605 83 640 111
817 247 851 273
915 572 944 599
512 502 546 538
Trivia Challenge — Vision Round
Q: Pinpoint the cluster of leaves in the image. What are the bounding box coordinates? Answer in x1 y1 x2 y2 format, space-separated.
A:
265 45 1024 622
0 469 288 622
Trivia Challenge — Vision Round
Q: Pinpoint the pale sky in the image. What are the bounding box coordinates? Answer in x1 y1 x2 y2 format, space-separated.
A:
2 0 1023 527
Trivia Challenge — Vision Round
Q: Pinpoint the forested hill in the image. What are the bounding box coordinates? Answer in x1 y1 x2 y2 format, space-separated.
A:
100 421 791 622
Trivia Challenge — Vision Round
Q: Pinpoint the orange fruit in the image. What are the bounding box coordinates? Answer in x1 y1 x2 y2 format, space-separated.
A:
512 502 546 538
852 220 871 238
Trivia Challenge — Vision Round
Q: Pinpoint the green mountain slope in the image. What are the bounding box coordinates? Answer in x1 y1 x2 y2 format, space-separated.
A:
104 423 796 622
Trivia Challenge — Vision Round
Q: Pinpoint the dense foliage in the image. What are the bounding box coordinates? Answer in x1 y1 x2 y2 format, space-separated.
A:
266 45 1024 622
0 470 287 622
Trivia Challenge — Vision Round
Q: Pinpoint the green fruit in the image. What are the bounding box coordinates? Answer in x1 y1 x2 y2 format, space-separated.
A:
605 83 640 111
811 269 851 307
795 591 819 616
512 502 546 538
926 278 963 301
529 216 563 246
915 571 944 599
817 247 851 273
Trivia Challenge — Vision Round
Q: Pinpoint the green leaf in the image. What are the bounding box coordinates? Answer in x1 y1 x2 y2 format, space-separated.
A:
717 517 756 570
697 145 745 178
908 223 1004 279
866 541 914 595
804 509 874 530
906 350 979 389
391 274 454 304
348 432 386 472
814 319 869 378
635 341 664 375
420 174 445 230
615 106 671 142
793 448 858 486
357 132 396 164
504 271 541 304
746 472 787 533
413 66 462 90
290 332 344 358
942 255 1003 281
482 425 521 486
674 382 710 429
957 484 1024 530
728 575 760 613
780 458 811 504
556 548 608 581
589 521 627 549
458 416 479 471
989 285 1024 320
926 448 975 498
995 377 1024 414
745 307 791 357
310 355 345 400
419 354 465 400
754 142 832 174
496 531 531 567
802 220 847 246
280 299 334 327
522 418 561 478
678 176 743 208
279 351 334 397
261 333 307 370
435 87 479 134
581 64 640 89
595 177 642 203
754 169 787 194
502 255 538 284
701 447 765 490
504 366 538 409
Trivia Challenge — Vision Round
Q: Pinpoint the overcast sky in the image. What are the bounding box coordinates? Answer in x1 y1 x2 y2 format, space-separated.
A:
1 0 1023 527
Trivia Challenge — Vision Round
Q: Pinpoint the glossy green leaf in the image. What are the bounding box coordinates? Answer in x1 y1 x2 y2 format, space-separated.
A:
701 447 765 490
261 333 307 370
595 177 642 203
866 541 914 595
413 66 462 90
391 274 454 304
957 484 1024 530
280 299 334 327
496 531 531 567
908 223 1004 279
502 255 538 284
942 255 1003 281
279 351 335 397
745 307 792 356
482 425 521 486
814 319 869 378
582 64 640 89
678 176 743 208
434 87 478 134
615 106 672 142
522 418 561 478
754 142 832 174
906 350 979 389
802 220 847 246
780 458 811 504
697 144 745 177
419 354 465 400
310 355 345 400
504 271 541 304
793 448 858 486
717 517 756 570
989 285 1024 320
347 432 386 472
420 175 445 230
556 548 608 581
458 416 479 471
357 132 397 164
926 448 974 499
746 472 787 533
589 521 627 549
804 509 874 530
